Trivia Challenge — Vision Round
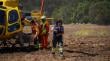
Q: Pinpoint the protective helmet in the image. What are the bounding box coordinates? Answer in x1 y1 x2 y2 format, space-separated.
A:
41 16 46 19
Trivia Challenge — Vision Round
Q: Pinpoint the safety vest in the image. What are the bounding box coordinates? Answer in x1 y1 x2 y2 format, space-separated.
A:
41 23 46 34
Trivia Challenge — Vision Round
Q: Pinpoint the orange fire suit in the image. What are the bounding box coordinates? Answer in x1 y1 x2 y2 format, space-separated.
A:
40 21 49 48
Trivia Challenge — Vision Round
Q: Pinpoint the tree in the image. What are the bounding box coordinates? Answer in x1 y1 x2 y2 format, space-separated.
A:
89 1 110 25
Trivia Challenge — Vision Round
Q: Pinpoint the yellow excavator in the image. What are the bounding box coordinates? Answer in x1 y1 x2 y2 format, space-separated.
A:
0 0 53 49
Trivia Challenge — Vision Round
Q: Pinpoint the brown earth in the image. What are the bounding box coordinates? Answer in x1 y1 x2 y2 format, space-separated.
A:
0 24 110 61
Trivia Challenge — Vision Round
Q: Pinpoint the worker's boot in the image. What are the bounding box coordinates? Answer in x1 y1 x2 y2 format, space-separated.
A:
34 38 39 49
58 43 64 57
59 47 64 57
52 48 56 54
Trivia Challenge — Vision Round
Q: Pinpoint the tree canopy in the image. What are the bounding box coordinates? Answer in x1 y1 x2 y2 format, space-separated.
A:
20 0 110 25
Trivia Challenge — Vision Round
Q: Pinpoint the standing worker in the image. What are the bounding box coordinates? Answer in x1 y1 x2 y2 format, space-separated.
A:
30 19 40 48
40 16 49 49
52 20 64 56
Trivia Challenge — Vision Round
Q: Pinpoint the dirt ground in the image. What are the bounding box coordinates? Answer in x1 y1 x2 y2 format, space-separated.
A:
0 24 110 61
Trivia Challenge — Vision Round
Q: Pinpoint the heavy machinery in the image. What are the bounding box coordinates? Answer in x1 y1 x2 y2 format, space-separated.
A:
0 0 47 49
0 0 22 40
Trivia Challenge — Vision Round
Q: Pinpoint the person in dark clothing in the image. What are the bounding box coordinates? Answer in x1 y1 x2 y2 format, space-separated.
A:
52 20 64 56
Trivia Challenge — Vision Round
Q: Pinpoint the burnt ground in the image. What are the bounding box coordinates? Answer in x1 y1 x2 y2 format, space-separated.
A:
0 24 110 61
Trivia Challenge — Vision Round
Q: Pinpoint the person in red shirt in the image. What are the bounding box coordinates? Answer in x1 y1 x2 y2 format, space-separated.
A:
40 16 49 49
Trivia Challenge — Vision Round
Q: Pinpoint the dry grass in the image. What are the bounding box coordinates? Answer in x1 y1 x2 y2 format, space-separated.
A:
0 24 110 61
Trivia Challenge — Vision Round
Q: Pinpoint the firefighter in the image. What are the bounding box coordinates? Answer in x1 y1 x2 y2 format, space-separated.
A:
30 19 40 48
40 16 49 49
52 20 64 56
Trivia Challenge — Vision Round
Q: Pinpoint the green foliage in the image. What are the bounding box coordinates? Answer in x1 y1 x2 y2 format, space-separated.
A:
81 16 92 24
73 1 90 23
20 0 110 25
89 1 110 25
19 0 41 11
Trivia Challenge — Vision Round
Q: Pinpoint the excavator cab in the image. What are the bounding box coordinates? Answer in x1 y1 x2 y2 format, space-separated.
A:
0 9 5 36
0 0 22 39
